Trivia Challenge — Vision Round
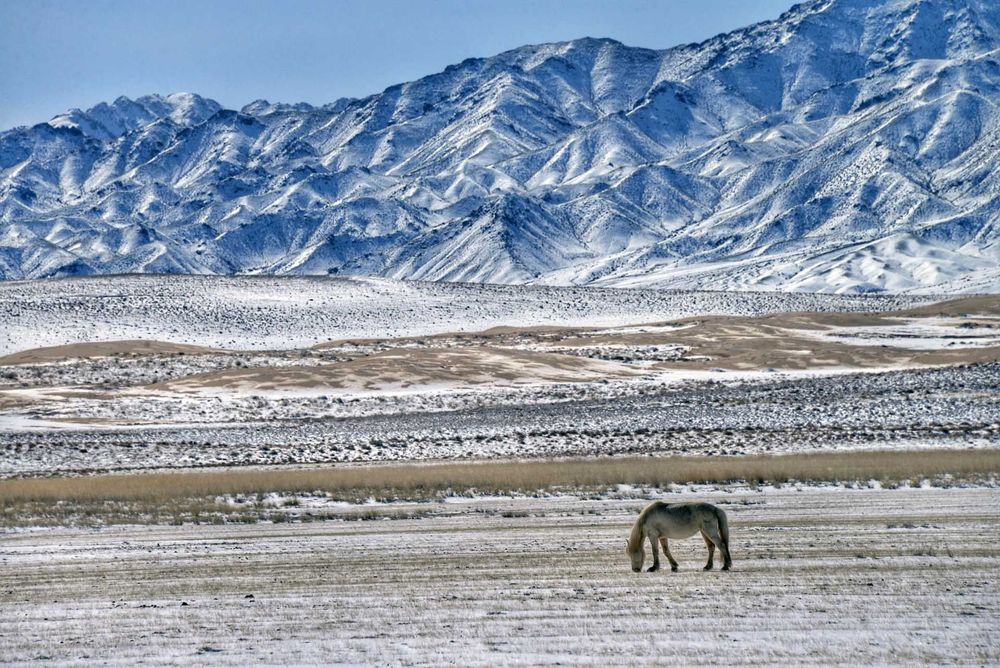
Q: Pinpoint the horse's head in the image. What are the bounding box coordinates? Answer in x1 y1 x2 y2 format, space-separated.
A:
625 539 643 572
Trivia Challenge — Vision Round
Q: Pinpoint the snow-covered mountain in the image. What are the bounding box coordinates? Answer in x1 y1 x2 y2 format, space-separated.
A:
2 0 999 293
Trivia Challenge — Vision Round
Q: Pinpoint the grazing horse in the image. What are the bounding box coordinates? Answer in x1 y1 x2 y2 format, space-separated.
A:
625 501 732 572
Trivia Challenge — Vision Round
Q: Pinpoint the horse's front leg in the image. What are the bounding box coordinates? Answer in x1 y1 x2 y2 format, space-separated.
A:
659 537 679 572
646 532 661 572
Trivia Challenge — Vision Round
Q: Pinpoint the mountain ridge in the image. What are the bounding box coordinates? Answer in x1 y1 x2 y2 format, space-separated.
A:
2 0 999 293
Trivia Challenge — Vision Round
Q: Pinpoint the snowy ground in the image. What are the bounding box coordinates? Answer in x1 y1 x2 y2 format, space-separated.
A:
0 275 936 357
1 486 997 665
2 279 998 665
2 362 999 475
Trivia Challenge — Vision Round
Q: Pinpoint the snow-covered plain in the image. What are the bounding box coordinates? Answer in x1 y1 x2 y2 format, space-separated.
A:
0 275 935 356
799 316 1000 350
1 281 997 476
1 487 997 665
0 280 996 664
3 345 999 475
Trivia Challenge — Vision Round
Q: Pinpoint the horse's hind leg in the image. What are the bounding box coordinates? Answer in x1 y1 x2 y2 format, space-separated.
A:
658 538 679 572
700 530 715 570
705 525 732 571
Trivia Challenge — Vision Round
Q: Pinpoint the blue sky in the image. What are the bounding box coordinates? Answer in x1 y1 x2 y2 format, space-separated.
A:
0 0 793 130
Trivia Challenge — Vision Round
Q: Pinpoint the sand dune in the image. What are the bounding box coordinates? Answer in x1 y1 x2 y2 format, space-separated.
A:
148 347 645 395
0 340 220 366
525 295 1000 371
2 295 997 384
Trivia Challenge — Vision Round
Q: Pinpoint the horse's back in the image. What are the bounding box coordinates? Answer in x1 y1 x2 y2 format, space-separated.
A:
641 501 722 524
661 501 719 515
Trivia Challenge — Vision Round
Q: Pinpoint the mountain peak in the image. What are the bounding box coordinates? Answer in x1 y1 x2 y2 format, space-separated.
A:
47 92 221 140
240 99 316 116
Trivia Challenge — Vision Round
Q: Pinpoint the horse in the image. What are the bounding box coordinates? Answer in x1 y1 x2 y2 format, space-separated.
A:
625 501 732 572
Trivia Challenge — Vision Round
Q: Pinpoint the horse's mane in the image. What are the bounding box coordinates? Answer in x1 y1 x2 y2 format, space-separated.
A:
627 503 653 553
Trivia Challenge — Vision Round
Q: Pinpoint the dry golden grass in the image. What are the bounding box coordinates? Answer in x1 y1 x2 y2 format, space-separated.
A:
3 449 997 510
2 448 998 528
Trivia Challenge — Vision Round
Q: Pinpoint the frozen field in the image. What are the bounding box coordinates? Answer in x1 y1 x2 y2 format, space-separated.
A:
1 486 997 665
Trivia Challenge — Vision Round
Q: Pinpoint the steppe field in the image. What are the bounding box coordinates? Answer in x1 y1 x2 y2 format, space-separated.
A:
1 276 999 665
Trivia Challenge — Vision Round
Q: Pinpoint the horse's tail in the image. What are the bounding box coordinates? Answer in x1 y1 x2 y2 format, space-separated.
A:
715 505 730 553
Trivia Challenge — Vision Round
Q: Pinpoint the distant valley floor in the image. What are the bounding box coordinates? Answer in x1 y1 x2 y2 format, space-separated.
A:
0 278 997 475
